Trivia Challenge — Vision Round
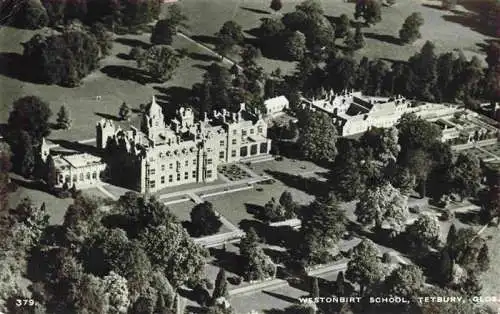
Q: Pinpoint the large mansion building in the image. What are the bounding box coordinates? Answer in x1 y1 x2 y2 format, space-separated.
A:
95 96 272 193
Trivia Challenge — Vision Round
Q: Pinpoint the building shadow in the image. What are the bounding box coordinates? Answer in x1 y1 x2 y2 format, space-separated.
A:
114 37 150 49
240 6 271 15
364 32 401 45
187 52 220 62
101 65 159 85
95 112 121 121
48 139 101 156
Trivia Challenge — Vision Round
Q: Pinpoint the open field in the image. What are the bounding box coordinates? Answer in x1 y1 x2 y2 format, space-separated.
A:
176 0 493 65
0 26 223 140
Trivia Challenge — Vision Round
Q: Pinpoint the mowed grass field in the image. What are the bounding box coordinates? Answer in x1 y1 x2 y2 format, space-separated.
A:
176 0 493 62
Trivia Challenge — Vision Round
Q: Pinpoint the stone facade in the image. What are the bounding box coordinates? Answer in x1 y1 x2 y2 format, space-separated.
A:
97 96 272 193
52 153 107 189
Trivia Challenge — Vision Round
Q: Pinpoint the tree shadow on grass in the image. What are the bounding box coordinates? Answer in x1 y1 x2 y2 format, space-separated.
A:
442 11 495 37
245 202 265 221
191 35 218 46
421 3 446 10
265 170 329 198
116 52 134 61
241 6 271 15
239 219 299 248
262 290 298 304
153 85 193 117
95 112 121 121
188 52 220 62
364 32 401 45
192 63 213 71
0 52 40 83
114 37 150 49
209 247 244 276
101 65 158 85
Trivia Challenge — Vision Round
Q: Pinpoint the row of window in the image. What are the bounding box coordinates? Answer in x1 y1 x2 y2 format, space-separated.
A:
232 127 263 136
61 171 102 183
149 169 213 188
240 143 268 157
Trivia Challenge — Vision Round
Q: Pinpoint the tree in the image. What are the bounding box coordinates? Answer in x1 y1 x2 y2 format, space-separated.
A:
240 228 276 281
408 41 438 101
279 191 296 213
406 214 440 251
353 24 365 50
292 198 346 266
336 14 350 38
45 155 58 191
450 153 482 201
137 45 180 81
138 224 208 288
336 271 345 296
354 0 382 25
477 244 490 272
397 113 442 153
102 271 130 314
16 0 49 29
212 268 229 304
118 102 131 121
270 0 283 13
446 224 457 248
385 264 424 298
151 19 176 45
215 21 245 55
56 105 71 129
310 277 320 298
129 46 144 61
190 202 222 236
360 127 400 164
344 29 356 54
346 239 383 296
240 44 261 68
439 249 453 285
442 0 457 10
90 22 113 57
355 182 409 233
325 56 358 92
283 31 307 61
399 13 424 44
297 111 338 162
164 3 188 31
23 30 100 87
7 96 52 146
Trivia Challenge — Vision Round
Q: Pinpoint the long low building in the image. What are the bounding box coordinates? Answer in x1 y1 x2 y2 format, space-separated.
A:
301 90 498 143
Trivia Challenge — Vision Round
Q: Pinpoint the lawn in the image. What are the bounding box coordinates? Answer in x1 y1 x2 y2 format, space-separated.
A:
176 0 492 68
0 25 223 141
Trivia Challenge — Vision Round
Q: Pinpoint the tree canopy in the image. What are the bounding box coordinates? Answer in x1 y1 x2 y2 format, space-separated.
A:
298 111 338 162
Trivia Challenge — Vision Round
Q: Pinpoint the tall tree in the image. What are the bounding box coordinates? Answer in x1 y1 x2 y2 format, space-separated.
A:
408 41 438 101
190 202 222 236
450 153 482 201
406 214 440 252
353 24 365 50
385 264 425 298
7 96 52 146
137 45 180 81
399 13 424 44
310 277 320 298
118 102 131 121
360 127 400 164
240 228 276 281
477 244 490 272
270 0 283 13
56 105 71 129
354 0 382 25
283 30 307 61
151 19 176 45
212 268 229 304
346 239 383 296
326 56 358 92
336 271 345 296
215 20 245 55
297 111 338 163
90 22 113 57
355 182 409 233
336 14 350 38
45 154 58 191
292 197 346 266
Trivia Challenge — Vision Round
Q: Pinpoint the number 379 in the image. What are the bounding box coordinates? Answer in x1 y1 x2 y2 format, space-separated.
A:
15 299 35 307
